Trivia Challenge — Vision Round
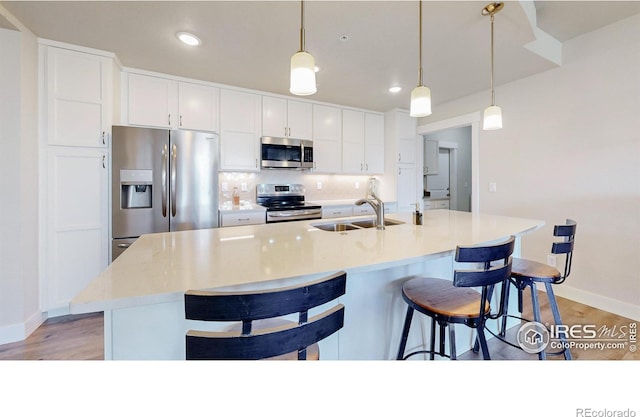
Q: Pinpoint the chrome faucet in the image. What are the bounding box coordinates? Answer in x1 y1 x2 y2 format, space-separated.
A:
355 195 385 230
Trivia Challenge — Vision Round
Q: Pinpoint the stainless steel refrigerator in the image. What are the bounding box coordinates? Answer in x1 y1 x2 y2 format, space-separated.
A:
111 126 219 260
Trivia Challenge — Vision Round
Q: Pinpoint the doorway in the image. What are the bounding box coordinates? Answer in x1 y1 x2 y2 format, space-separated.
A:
424 127 472 212
418 112 480 212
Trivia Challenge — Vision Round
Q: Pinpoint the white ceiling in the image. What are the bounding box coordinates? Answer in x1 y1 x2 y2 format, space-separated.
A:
2 1 639 112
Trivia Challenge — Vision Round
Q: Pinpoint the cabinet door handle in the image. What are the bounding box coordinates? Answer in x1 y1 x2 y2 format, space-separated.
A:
168 114 171 126
398 167 401 175
365 163 369 171
284 127 288 137
102 131 106 145
179 115 183 127
255 158 258 168
360 163 363 171
398 153 401 162
102 154 106 168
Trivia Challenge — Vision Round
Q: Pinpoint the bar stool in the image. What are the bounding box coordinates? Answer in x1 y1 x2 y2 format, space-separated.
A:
501 219 577 360
184 271 346 360
396 236 515 360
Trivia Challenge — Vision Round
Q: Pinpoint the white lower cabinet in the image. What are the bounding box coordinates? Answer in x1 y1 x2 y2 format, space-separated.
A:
219 211 266 227
46 147 109 312
424 199 450 210
322 206 353 219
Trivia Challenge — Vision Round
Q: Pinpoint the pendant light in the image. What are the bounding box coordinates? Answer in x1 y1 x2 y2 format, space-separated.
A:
410 0 432 118
482 2 504 130
290 0 317 96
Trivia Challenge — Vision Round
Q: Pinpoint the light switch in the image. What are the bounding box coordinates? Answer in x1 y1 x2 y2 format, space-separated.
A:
241 183 248 192
488 182 497 193
317 181 322 190
355 182 360 189
221 182 228 192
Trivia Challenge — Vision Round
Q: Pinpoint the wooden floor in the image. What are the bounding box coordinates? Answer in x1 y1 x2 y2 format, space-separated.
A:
0 290 637 360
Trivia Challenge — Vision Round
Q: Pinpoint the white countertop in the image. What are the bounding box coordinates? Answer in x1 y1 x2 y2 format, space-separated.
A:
70 210 544 314
308 199 396 207
218 201 266 213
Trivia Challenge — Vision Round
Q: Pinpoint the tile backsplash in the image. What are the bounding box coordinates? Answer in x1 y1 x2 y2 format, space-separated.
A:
219 171 380 204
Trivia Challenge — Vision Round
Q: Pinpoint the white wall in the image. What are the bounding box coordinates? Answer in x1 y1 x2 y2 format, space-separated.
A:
419 14 640 319
0 9 41 343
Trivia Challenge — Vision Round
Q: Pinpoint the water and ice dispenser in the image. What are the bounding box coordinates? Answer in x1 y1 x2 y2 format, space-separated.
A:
120 169 152 209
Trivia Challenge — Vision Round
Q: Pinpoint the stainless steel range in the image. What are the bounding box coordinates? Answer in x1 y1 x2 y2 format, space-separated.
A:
256 184 322 223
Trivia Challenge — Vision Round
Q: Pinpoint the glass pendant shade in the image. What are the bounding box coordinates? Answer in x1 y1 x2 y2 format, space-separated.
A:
290 52 317 96
410 85 432 117
483 105 503 130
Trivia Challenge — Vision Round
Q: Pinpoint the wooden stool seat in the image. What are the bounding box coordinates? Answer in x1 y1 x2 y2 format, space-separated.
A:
403 277 490 319
511 258 561 282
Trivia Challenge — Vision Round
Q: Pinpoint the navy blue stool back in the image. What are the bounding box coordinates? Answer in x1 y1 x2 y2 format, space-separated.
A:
185 271 346 360
397 236 515 360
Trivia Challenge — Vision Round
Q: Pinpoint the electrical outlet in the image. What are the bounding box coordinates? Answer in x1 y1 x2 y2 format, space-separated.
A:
547 255 557 267
488 182 497 193
355 182 360 189
221 182 228 192
241 183 248 192
317 181 322 190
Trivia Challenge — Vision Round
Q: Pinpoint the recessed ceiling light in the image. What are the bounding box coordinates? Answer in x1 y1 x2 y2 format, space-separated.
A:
389 86 402 93
176 32 201 46
339 34 349 42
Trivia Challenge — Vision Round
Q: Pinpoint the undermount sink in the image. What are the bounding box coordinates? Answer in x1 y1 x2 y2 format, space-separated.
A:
313 223 360 232
349 218 405 229
311 218 405 232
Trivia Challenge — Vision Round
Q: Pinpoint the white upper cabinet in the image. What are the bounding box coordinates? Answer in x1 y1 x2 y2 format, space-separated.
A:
342 109 365 173
46 46 111 147
364 113 385 174
220 89 261 172
127 72 177 128
397 111 417 164
126 73 219 132
424 139 439 175
312 104 342 173
342 110 385 174
262 96 312 140
178 81 219 132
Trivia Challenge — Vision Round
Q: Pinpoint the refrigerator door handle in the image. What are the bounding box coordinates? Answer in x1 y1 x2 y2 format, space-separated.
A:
162 143 168 217
171 144 177 217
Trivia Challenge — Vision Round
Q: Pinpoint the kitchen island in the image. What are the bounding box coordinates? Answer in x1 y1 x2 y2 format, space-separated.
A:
70 210 544 360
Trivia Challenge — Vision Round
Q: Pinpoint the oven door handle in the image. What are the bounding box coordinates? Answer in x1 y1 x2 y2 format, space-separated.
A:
268 209 322 218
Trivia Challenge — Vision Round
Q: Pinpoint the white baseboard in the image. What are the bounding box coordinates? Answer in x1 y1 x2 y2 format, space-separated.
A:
549 284 640 322
0 311 45 345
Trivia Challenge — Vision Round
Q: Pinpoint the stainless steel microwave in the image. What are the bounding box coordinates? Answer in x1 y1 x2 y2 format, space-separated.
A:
261 137 313 169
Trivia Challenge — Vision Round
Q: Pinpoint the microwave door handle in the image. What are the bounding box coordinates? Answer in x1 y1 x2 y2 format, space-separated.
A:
161 143 168 217
171 144 177 217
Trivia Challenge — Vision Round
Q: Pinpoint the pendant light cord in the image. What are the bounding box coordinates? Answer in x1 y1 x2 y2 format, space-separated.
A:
490 13 495 106
299 0 306 53
418 0 423 86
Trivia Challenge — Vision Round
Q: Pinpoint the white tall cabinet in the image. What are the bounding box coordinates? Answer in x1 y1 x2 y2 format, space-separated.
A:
41 42 114 314
382 109 420 212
